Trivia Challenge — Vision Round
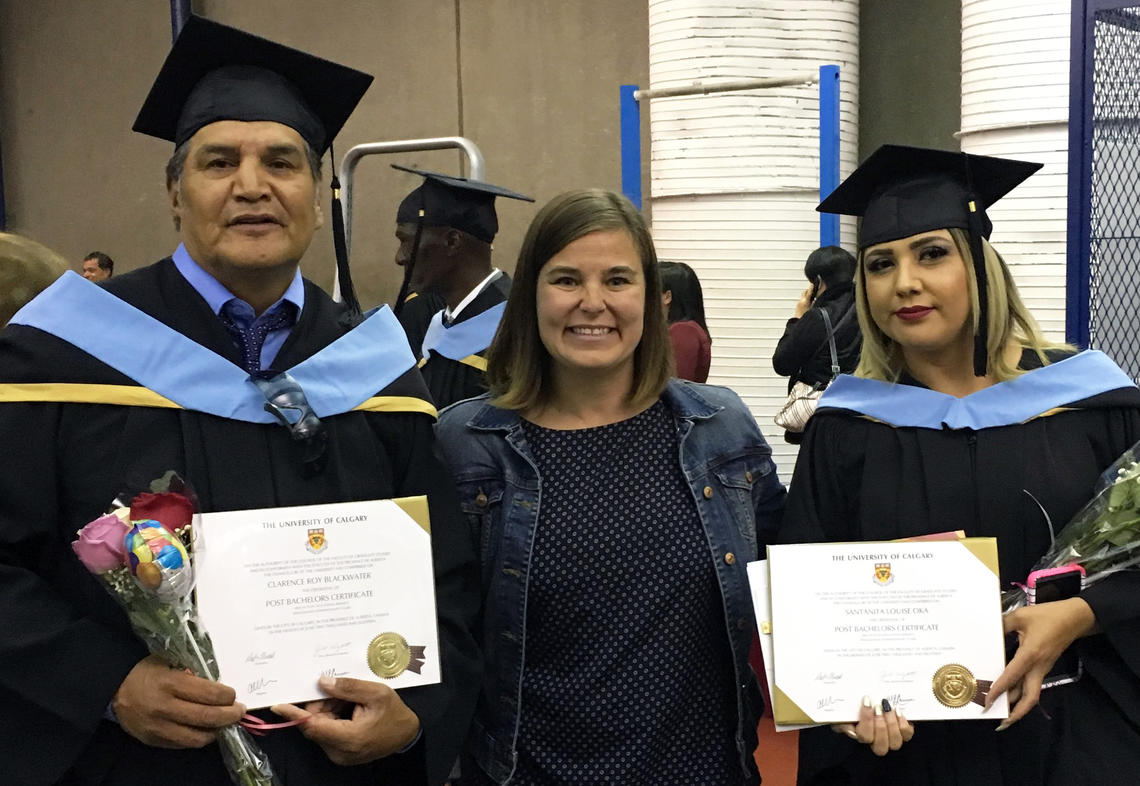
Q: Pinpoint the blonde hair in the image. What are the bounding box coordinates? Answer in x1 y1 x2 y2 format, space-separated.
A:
854 228 1066 382
0 233 68 325
486 189 673 411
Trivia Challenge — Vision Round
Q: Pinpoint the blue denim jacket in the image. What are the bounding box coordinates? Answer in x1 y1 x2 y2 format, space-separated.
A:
435 379 787 784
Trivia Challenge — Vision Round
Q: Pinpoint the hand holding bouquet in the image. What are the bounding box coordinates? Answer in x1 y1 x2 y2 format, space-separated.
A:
71 473 279 786
1003 439 1140 611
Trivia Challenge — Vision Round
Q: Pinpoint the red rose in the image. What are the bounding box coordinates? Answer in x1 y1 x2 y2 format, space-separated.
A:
131 491 194 534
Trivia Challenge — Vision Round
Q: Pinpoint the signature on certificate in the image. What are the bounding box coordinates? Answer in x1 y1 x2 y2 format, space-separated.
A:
813 671 844 683
314 641 352 658
816 696 840 710
247 677 278 695
244 650 277 665
882 691 905 710
321 667 350 679
879 669 917 683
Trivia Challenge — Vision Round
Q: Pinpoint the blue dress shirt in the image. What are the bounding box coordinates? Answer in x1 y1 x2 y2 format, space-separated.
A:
171 244 305 369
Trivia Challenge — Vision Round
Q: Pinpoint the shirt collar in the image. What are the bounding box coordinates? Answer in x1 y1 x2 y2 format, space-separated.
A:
445 268 501 323
172 243 305 317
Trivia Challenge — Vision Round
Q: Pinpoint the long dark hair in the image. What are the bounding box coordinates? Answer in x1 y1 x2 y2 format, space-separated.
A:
658 260 709 338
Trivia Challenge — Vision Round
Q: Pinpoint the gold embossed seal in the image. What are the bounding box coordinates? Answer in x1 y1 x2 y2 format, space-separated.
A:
932 663 977 708
368 632 412 679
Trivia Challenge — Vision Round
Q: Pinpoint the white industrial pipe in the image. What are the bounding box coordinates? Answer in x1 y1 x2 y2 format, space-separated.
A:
959 0 1071 340
646 0 859 468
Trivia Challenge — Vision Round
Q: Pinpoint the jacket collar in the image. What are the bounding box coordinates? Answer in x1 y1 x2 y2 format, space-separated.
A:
463 378 723 432
813 280 854 306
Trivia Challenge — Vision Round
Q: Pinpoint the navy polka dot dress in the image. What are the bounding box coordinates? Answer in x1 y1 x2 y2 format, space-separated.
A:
476 400 744 784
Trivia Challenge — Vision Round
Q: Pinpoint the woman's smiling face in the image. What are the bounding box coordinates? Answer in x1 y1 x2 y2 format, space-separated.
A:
535 229 646 385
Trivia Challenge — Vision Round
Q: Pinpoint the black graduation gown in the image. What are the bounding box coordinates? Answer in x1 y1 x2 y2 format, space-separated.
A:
779 353 1140 786
0 260 481 786
398 290 448 362
418 274 510 410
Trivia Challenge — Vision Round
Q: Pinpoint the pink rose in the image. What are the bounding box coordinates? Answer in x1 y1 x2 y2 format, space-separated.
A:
72 512 131 574
131 492 194 535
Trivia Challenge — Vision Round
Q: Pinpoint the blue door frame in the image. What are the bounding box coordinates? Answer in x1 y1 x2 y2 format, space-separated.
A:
1067 0 1140 346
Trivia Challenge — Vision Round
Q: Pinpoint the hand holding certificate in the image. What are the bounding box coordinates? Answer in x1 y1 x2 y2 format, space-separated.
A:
753 539 1009 726
194 497 440 709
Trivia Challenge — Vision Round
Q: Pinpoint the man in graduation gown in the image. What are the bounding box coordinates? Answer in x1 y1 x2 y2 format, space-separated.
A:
392 165 533 409
0 17 479 786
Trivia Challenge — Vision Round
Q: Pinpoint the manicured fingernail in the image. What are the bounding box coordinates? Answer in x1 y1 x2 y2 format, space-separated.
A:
874 702 883 716
896 709 906 721
318 675 335 690
881 698 892 713
995 721 1010 732
845 728 859 739
862 695 872 708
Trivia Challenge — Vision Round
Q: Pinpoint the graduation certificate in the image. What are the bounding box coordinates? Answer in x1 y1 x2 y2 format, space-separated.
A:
762 539 1009 724
194 497 440 708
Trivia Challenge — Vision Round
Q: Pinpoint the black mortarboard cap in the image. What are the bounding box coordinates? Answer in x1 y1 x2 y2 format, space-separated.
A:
393 164 534 244
817 144 1041 249
132 15 372 154
818 144 1042 377
390 165 532 316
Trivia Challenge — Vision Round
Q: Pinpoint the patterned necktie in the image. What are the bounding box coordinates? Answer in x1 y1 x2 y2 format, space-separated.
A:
218 300 297 374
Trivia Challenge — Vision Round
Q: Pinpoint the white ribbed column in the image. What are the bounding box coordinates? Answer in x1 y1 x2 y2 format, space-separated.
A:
647 0 859 470
960 0 1070 340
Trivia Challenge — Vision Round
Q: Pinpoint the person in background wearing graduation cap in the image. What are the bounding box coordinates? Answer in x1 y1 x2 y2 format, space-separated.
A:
392 165 534 409
778 145 1140 786
436 188 787 785
0 17 479 786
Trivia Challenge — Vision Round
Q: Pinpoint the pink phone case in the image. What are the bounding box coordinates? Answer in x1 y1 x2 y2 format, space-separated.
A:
1026 564 1086 588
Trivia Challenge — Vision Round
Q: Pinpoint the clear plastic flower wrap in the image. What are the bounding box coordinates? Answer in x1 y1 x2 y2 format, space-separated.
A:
71 472 279 786
1002 439 1140 612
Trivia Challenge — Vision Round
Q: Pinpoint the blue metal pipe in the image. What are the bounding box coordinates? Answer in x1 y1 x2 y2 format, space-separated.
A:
818 65 840 247
619 85 642 210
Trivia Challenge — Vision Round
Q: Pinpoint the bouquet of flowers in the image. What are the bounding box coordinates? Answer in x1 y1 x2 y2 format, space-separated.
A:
1002 438 1140 611
71 472 278 786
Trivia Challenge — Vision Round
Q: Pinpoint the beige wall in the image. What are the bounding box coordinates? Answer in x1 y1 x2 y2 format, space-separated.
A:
0 0 650 308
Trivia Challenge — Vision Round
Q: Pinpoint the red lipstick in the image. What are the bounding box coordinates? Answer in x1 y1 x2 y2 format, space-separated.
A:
895 306 933 322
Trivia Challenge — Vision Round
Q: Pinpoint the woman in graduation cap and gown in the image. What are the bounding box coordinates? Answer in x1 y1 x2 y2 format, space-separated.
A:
0 17 480 786
779 144 1140 785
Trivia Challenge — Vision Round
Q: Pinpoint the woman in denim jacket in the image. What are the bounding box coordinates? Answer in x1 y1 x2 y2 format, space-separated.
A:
435 189 786 785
